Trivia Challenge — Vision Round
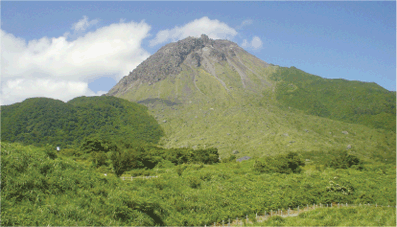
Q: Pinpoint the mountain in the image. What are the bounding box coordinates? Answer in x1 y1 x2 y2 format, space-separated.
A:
1 96 164 147
272 67 396 132
107 34 395 162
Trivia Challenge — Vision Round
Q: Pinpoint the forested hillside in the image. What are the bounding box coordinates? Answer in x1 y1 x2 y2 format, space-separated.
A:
271 66 396 132
1 96 164 148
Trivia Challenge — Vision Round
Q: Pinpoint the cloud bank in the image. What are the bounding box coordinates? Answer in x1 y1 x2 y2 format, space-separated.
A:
1 17 151 105
149 17 238 46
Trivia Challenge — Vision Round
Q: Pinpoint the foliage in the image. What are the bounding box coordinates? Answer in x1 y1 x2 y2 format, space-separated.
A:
326 150 362 169
248 206 396 226
80 135 119 154
221 155 236 163
111 149 136 177
1 142 163 226
2 142 396 226
1 96 164 148
176 164 187 177
271 66 396 132
81 139 222 177
253 152 305 173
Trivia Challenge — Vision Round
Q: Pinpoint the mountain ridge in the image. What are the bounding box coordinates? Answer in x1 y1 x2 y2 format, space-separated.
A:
107 34 395 160
1 96 164 147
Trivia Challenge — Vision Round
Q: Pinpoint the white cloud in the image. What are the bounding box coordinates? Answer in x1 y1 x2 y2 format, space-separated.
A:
71 15 99 32
149 16 238 46
1 15 261 105
236 19 253 30
251 36 263 49
241 39 249 48
0 78 102 105
241 36 263 50
1 19 151 105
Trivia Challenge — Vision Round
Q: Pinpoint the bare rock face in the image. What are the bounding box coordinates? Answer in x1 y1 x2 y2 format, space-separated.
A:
108 34 260 96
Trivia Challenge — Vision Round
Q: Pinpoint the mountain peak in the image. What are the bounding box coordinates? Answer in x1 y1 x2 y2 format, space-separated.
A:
108 34 267 96
200 34 210 43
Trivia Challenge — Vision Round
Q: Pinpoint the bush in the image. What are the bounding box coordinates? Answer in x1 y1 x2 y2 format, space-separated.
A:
110 149 141 177
58 148 77 157
80 135 119 154
187 176 201 188
327 150 361 169
92 151 108 167
221 155 236 163
44 145 58 160
176 165 187 177
253 152 305 174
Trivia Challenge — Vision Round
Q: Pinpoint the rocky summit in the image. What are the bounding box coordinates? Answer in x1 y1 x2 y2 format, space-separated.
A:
108 34 395 160
108 34 270 98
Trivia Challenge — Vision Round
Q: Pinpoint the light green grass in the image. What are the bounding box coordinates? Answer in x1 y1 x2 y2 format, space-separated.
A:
248 206 396 226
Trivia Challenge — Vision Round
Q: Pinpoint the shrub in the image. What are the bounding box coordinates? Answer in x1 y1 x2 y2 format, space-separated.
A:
80 135 118 154
188 176 201 188
110 149 142 177
221 155 236 163
176 165 187 177
327 150 361 169
92 151 108 167
253 152 305 174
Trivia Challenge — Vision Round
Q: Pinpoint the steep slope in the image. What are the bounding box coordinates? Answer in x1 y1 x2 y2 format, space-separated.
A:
271 66 396 132
1 96 164 147
108 34 272 105
108 35 395 162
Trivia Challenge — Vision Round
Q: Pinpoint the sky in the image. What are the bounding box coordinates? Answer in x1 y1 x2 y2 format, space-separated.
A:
1 1 396 105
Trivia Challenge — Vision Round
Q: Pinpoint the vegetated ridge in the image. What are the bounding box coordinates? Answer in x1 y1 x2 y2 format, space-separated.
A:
108 34 396 162
1 96 164 148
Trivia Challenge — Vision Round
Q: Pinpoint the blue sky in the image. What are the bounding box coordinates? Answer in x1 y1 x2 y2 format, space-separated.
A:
1 1 395 105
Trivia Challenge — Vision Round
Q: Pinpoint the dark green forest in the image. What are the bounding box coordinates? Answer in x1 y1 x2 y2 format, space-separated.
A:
271 66 396 132
1 96 164 148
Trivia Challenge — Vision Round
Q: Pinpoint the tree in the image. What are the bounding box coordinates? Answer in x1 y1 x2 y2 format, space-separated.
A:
92 151 108 167
285 152 305 173
327 150 361 169
111 150 133 177
80 135 118 154
253 152 304 174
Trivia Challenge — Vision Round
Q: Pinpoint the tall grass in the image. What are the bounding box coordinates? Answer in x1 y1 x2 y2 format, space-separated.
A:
252 206 396 226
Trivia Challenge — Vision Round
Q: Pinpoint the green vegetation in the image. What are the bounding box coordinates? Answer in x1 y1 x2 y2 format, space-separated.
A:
1 142 163 226
2 142 395 226
2 44 396 226
272 66 396 132
253 151 305 173
1 96 164 148
81 138 220 176
250 206 396 226
114 60 395 162
326 150 362 169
